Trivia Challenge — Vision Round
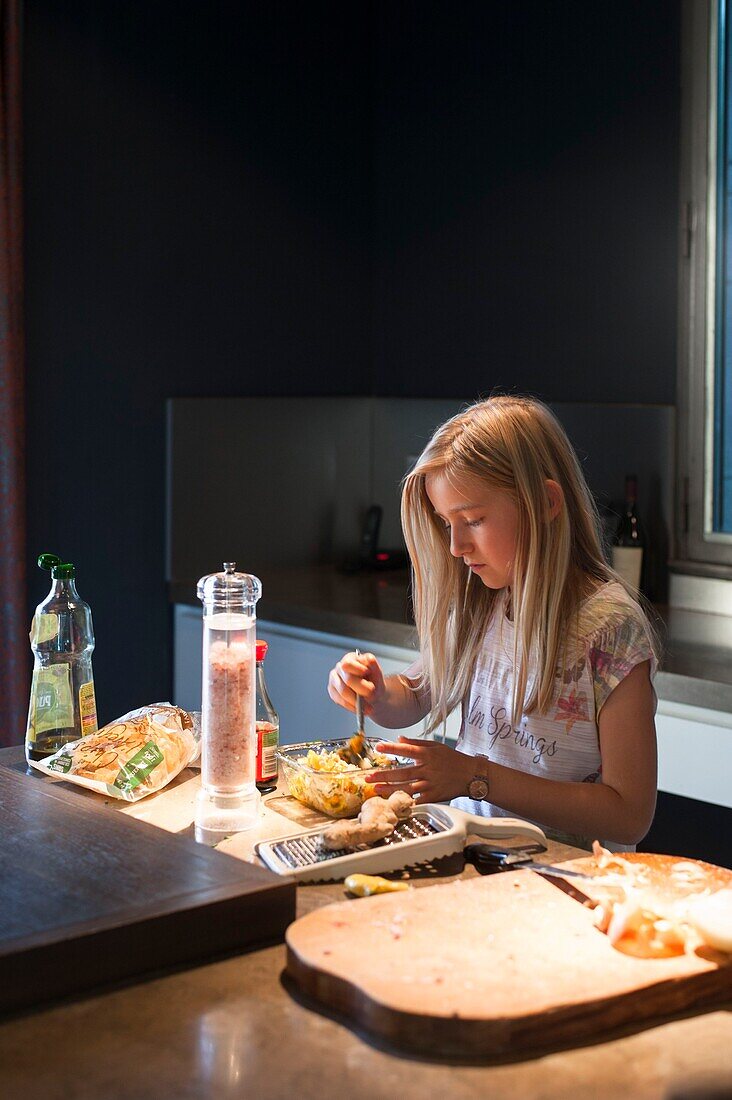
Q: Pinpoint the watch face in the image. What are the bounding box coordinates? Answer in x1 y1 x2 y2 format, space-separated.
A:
468 777 489 801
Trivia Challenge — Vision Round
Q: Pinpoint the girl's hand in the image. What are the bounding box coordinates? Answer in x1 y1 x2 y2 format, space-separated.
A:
367 736 478 804
327 651 386 716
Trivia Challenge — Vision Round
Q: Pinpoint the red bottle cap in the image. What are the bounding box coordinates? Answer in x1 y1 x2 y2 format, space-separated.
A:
255 639 268 662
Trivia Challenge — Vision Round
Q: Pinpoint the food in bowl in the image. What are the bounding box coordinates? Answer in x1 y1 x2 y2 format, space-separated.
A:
276 739 413 818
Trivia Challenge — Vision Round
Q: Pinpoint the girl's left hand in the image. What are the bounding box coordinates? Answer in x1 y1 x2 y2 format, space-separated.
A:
367 736 478 804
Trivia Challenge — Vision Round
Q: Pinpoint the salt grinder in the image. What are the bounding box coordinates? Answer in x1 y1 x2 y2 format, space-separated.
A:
195 562 262 842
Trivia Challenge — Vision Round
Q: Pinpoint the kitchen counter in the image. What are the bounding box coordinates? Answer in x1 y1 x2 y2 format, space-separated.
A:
171 564 732 712
2 750 731 1100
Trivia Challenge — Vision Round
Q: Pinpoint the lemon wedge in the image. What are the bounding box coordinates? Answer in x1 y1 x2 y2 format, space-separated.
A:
344 874 411 897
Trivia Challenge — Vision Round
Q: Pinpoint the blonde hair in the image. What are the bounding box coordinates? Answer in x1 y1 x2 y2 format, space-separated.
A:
401 394 656 732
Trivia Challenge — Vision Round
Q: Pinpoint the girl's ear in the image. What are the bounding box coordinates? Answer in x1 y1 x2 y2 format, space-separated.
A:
545 479 564 521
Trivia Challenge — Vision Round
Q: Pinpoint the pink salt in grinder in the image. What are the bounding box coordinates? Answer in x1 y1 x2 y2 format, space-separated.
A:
195 562 262 842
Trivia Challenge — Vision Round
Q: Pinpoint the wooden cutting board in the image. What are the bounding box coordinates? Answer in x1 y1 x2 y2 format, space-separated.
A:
0 756 296 1016
286 857 732 1058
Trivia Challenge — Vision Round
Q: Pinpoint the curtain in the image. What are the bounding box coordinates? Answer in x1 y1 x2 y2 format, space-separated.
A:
0 0 26 746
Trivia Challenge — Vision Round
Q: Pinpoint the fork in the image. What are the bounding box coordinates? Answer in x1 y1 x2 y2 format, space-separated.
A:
337 649 372 766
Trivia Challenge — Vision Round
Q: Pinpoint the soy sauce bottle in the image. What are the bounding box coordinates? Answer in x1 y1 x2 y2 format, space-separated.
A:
26 554 98 761
255 640 279 792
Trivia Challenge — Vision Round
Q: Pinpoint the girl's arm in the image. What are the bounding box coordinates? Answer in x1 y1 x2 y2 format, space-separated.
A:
372 660 657 846
327 651 431 730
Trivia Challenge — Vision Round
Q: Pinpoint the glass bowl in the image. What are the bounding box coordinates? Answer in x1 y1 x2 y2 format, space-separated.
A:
276 738 414 818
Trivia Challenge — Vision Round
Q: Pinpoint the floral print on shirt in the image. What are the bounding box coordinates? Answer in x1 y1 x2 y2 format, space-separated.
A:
589 614 655 718
552 601 655 731
554 687 590 734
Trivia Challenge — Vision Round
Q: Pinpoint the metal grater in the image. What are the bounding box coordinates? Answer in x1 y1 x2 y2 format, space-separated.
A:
256 809 454 883
269 813 440 872
255 805 549 883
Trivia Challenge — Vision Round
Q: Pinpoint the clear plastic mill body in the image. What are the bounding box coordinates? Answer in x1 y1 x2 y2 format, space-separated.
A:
196 562 262 841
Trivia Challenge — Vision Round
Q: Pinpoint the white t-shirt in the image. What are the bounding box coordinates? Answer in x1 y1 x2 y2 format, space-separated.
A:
420 582 656 850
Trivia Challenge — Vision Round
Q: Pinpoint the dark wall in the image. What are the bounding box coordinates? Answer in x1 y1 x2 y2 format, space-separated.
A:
24 1 372 723
24 1 680 724
372 1 680 400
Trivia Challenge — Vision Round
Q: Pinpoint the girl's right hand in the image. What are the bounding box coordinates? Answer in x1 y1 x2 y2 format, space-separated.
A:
327 651 386 716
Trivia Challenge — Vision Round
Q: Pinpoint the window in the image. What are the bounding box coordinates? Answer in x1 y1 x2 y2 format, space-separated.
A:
678 0 732 568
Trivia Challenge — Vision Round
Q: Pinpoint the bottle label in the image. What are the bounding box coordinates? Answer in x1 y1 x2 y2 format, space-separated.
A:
112 741 165 793
28 664 74 740
29 613 60 645
256 721 279 782
79 681 98 736
612 546 643 591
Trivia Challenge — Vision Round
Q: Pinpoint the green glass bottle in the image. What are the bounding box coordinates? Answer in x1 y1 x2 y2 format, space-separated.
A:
25 554 98 761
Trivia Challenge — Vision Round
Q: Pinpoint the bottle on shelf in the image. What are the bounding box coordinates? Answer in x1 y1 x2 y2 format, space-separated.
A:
255 640 279 792
26 553 98 761
611 474 646 593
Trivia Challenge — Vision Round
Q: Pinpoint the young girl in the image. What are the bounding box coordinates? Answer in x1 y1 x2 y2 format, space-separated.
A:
327 395 658 849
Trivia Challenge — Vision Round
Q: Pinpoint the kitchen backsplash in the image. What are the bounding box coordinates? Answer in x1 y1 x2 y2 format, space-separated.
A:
167 397 674 600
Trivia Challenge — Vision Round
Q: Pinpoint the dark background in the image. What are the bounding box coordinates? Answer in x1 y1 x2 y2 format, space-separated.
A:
23 0 680 721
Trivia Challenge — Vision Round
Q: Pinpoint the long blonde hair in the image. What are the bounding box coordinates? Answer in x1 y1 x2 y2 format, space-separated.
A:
401 394 654 732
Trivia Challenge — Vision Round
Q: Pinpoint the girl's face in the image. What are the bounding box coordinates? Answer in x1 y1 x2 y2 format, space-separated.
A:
425 470 520 589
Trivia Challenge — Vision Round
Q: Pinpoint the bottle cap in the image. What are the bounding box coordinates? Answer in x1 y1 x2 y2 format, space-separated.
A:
256 640 268 662
197 561 262 607
38 554 75 579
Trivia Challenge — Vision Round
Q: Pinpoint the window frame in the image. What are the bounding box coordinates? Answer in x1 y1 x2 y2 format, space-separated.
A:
677 0 732 574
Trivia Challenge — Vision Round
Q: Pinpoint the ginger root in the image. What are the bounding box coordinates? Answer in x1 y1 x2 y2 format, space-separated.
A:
359 796 398 830
320 792 415 851
386 790 414 820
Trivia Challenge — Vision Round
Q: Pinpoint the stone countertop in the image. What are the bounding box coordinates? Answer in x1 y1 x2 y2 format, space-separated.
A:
1 756 731 1099
2 928 731 1100
171 564 732 712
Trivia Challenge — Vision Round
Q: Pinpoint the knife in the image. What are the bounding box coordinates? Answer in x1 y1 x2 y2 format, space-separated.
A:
463 842 599 906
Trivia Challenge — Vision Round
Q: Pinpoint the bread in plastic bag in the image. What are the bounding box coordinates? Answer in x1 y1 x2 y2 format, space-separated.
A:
29 702 200 801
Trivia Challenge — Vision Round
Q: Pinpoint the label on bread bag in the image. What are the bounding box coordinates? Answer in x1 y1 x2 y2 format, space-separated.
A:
45 752 73 773
256 721 279 783
113 741 164 793
79 681 98 736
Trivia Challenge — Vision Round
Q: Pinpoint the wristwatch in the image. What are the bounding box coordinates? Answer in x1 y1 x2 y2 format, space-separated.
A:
467 755 490 801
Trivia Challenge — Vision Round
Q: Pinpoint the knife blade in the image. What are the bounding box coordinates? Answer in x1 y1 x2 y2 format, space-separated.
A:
463 842 598 906
501 859 594 881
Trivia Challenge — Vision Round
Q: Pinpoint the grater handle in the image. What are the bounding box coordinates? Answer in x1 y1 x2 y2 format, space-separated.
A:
449 808 547 844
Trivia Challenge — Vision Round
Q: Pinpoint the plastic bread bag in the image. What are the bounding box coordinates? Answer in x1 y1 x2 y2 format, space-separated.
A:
29 703 201 801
